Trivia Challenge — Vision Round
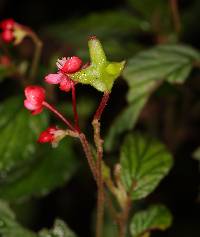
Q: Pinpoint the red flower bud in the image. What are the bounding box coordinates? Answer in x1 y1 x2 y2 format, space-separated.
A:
38 126 58 143
57 56 82 73
0 18 15 30
1 30 14 43
24 86 45 115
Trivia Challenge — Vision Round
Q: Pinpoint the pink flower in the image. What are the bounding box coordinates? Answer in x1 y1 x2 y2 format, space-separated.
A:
45 56 82 92
38 126 58 143
24 86 45 115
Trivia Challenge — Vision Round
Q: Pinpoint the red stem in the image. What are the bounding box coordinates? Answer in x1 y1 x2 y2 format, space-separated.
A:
94 92 110 120
170 0 181 34
71 82 80 132
42 101 75 131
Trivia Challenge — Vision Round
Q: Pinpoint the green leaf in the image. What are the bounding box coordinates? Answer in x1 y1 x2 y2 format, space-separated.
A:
39 219 77 237
44 10 147 59
0 200 36 237
120 133 173 200
0 139 78 201
0 96 47 174
126 0 172 35
130 205 172 237
0 200 77 237
105 44 200 150
127 0 168 19
70 37 125 92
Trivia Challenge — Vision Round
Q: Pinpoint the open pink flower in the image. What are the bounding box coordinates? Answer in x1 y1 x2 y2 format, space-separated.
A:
45 56 82 92
24 85 45 115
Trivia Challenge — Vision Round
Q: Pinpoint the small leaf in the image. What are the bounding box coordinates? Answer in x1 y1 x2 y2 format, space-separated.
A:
105 44 200 150
70 37 125 92
0 200 36 237
0 139 78 200
130 205 172 237
39 219 77 237
0 97 47 174
120 133 173 200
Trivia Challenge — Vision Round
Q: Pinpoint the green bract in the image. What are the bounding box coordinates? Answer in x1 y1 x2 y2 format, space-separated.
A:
70 37 125 92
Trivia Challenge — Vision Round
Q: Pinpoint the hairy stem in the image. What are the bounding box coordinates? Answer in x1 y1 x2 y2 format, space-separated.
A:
170 0 181 34
79 133 98 181
28 30 42 81
118 197 132 237
93 92 110 237
42 101 75 131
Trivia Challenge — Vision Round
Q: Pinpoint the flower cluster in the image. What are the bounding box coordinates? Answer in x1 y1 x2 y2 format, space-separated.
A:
0 18 27 44
45 56 82 92
23 36 125 146
24 55 83 144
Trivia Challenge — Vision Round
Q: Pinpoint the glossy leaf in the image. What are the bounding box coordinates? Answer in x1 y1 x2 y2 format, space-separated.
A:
39 219 77 237
0 139 78 200
130 205 172 237
105 44 200 150
0 200 36 237
120 133 173 200
0 97 47 174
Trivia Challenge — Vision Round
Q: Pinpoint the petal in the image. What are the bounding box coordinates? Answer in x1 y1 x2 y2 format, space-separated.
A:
24 99 38 110
59 76 72 92
56 57 67 70
24 86 45 105
45 73 63 84
31 107 43 115
38 130 53 143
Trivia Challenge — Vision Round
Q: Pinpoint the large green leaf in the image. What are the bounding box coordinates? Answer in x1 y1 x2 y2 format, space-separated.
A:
44 10 146 60
0 200 77 237
0 139 78 201
130 204 172 237
0 96 47 174
120 133 173 200
105 44 200 150
127 0 168 19
0 200 36 237
39 219 77 237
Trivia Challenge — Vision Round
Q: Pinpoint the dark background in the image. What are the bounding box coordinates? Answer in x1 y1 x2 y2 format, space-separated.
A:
0 0 200 237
